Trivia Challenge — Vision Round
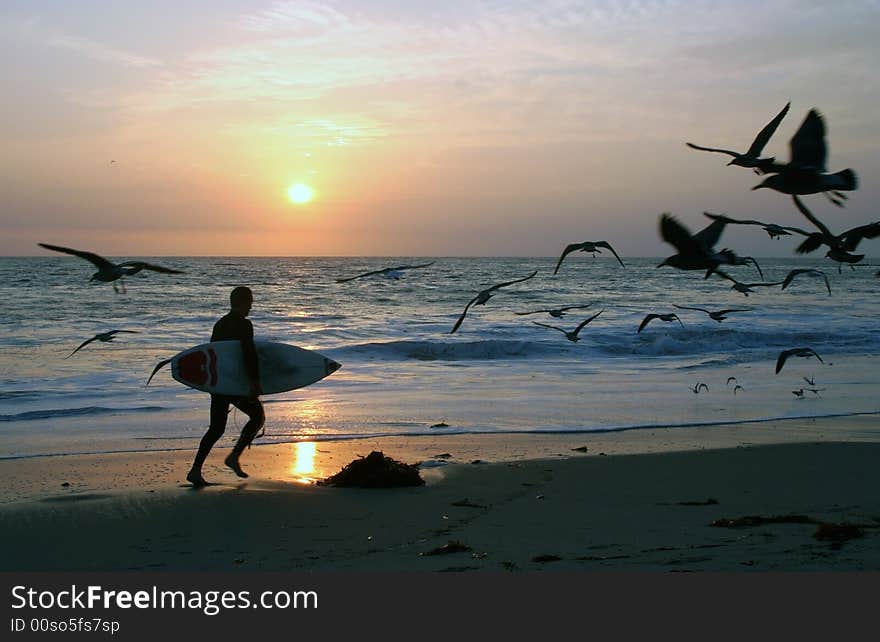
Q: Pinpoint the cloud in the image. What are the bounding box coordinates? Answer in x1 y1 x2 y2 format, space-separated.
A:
5 16 162 69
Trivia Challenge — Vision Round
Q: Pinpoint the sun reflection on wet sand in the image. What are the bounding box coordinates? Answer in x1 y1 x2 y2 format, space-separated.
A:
291 441 317 484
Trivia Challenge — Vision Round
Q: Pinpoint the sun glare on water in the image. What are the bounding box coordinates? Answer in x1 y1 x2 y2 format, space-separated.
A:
288 183 314 204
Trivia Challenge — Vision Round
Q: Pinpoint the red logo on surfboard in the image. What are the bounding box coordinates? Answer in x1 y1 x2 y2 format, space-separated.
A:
178 349 218 387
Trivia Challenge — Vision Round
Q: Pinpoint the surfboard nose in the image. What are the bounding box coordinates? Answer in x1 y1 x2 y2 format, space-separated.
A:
325 359 342 376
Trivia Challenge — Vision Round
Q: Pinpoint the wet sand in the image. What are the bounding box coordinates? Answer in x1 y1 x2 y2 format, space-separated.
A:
1 415 879 571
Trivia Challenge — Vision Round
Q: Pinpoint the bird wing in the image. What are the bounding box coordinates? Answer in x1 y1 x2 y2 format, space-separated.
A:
487 270 538 292
794 234 826 255
120 261 185 275
594 241 625 267
781 269 830 294
746 101 791 157
716 308 752 315
741 256 764 280
775 349 794 374
573 310 604 334
389 261 437 272
672 314 683 326
554 244 584 274
450 296 479 334
659 214 701 255
791 195 835 242
693 217 727 250
65 336 98 359
38 243 115 269
335 268 387 283
673 304 709 314
514 309 548 316
685 142 740 158
808 349 824 363
839 222 880 251
702 212 766 227
789 109 827 171
532 321 566 334
638 314 659 333
559 303 595 312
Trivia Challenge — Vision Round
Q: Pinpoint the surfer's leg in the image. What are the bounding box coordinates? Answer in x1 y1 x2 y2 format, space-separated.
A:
188 395 230 485
225 398 265 478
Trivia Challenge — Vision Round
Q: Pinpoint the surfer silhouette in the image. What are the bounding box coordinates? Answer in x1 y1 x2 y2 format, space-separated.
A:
187 286 264 487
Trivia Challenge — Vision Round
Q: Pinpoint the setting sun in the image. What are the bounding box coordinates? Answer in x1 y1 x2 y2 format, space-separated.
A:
288 183 314 204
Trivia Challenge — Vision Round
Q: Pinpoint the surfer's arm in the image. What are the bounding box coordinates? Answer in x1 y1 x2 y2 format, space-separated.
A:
241 320 262 397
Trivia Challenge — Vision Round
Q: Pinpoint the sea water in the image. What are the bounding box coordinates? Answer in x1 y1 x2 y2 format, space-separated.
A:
1 256 878 458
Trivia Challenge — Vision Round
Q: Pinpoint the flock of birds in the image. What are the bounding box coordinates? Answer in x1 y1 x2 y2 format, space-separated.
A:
37 103 876 400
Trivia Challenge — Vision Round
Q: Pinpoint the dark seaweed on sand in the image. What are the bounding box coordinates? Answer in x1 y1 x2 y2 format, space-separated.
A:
319 450 425 488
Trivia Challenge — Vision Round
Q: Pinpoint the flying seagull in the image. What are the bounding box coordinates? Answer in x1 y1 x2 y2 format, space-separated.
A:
638 313 683 333
733 385 744 395
780 268 832 296
691 383 709 394
532 310 604 342
335 261 436 283
553 241 625 274
673 304 752 322
686 101 790 173
775 347 824 374
657 214 762 279
714 271 783 296
789 196 879 269
38 243 184 293
727 377 738 385
65 330 139 359
702 212 811 240
450 270 538 334
515 303 595 318
752 109 857 206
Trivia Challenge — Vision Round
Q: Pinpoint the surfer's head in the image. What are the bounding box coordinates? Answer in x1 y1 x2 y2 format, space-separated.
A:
230 286 253 316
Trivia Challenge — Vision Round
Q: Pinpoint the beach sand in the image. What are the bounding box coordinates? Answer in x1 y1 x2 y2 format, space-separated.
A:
2 415 879 571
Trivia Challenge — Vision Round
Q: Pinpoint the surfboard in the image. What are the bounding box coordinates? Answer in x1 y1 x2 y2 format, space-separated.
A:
147 340 341 396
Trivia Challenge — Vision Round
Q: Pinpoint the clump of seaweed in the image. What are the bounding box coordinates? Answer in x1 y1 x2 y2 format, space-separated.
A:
319 451 425 488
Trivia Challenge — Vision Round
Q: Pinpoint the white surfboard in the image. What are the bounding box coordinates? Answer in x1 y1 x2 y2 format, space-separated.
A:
147 340 341 396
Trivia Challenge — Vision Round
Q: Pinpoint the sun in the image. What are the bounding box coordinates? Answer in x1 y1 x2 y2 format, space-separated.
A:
288 183 314 204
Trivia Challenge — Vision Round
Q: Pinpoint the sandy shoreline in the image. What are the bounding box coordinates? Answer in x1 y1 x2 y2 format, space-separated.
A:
2 415 879 571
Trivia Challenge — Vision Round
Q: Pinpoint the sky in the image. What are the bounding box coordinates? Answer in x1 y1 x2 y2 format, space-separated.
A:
3 0 879 257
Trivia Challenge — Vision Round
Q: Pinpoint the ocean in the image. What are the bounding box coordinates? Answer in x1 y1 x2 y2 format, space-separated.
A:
1 255 878 459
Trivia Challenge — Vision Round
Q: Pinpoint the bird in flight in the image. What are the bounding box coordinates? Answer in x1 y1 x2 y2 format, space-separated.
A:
450 271 538 334
691 383 709 394
733 385 744 395
335 261 436 283
515 303 595 318
789 196 879 270
531 310 604 342
553 241 625 274
686 101 790 173
638 313 683 333
752 109 857 206
657 214 762 279
65 330 139 359
702 212 810 240
713 271 782 296
673 304 752 322
38 243 184 293
780 269 832 296
775 347 823 374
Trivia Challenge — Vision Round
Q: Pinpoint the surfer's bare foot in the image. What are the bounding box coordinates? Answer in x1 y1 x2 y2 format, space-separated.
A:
224 454 248 478
186 470 209 488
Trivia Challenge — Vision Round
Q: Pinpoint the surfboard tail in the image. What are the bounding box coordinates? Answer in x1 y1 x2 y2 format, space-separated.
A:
325 358 342 377
146 358 173 387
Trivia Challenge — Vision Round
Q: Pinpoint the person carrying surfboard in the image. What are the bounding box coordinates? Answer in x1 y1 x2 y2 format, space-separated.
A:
187 286 264 487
